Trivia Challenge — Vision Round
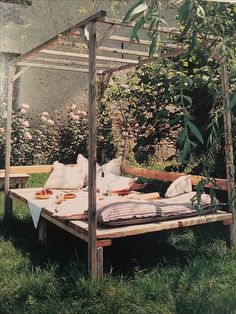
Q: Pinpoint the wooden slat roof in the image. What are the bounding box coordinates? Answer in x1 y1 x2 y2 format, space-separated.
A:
11 10 187 78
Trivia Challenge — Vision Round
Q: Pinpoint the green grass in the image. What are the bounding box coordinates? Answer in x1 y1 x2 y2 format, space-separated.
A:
0 174 236 313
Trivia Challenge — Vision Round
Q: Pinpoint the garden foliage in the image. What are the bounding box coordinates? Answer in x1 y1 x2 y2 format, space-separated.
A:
0 99 116 167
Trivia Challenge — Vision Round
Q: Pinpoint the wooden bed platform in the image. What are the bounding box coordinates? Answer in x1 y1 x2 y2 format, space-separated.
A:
8 186 232 276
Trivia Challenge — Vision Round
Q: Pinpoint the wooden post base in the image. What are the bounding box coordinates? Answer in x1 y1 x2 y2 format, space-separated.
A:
4 195 13 220
97 246 103 279
38 218 48 245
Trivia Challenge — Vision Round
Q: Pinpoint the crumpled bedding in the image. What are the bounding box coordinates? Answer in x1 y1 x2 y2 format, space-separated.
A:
53 192 219 227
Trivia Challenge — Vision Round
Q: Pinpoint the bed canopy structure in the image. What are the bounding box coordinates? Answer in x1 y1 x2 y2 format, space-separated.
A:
4 10 235 279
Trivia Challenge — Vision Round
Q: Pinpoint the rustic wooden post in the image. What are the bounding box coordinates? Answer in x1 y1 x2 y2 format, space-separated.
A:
88 20 98 279
220 57 236 249
38 218 48 245
4 65 16 220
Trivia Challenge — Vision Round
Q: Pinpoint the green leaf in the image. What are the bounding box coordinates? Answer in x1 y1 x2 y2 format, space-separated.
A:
178 128 187 146
149 36 158 57
130 16 145 42
187 120 204 144
123 1 148 22
227 92 236 111
182 95 192 105
179 137 190 162
179 0 191 22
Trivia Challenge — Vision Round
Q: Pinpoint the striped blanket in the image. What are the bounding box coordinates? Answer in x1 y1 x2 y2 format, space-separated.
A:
97 192 218 226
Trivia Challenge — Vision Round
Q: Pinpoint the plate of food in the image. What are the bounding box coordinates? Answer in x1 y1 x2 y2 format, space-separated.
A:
35 188 53 199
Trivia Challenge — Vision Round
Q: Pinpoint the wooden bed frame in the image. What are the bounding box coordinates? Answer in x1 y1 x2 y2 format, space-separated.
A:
6 164 232 278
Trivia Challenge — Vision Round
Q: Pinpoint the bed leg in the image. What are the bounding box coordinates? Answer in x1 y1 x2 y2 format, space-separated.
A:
97 247 103 279
4 195 13 220
38 218 48 245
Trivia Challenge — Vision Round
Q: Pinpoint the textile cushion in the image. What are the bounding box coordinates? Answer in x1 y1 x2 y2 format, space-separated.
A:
96 171 137 191
76 154 101 186
44 161 86 189
165 175 192 198
101 157 122 176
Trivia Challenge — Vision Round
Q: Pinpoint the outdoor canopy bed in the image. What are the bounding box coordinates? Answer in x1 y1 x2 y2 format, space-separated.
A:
4 11 235 279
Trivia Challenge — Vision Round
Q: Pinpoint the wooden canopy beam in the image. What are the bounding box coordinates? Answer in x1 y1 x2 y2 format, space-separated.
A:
10 10 106 65
98 46 158 58
108 35 187 50
16 61 104 74
98 17 181 36
22 57 115 70
39 49 139 64
13 66 29 81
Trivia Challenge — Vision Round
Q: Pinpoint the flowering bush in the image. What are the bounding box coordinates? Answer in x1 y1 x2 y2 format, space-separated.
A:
0 99 117 167
58 104 89 163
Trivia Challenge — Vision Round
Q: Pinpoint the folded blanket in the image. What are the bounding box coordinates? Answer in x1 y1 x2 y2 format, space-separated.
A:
52 191 218 225
97 192 218 225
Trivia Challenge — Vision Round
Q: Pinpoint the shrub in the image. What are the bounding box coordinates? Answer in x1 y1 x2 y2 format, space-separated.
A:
0 99 117 167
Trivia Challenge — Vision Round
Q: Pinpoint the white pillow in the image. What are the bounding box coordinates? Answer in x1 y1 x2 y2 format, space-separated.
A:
76 154 101 186
97 171 137 191
101 157 122 176
165 175 192 198
44 161 86 189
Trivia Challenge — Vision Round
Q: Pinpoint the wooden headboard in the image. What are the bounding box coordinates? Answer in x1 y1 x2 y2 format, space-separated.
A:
3 164 228 192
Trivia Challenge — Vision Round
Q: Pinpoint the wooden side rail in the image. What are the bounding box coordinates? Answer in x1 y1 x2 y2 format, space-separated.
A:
7 165 53 174
121 166 228 192
4 164 228 191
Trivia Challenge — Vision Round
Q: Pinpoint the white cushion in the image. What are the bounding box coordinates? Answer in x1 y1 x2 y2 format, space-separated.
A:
97 171 137 191
44 161 86 189
101 157 122 176
76 154 101 186
165 175 192 198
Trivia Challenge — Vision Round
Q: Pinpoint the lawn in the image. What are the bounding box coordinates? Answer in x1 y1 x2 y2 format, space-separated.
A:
0 174 236 313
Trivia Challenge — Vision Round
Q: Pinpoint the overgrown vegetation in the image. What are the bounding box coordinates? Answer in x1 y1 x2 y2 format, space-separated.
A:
0 98 117 167
105 0 236 178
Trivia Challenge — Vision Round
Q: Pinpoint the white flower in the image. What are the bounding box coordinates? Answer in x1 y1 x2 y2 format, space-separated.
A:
42 111 49 117
41 116 47 122
20 103 29 110
77 110 82 114
71 114 79 120
0 128 5 133
47 119 54 125
24 131 32 140
81 111 87 116
71 104 77 110
22 120 30 128
20 108 26 114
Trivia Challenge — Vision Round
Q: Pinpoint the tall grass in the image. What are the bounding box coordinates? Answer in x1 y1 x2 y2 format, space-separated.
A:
0 174 236 313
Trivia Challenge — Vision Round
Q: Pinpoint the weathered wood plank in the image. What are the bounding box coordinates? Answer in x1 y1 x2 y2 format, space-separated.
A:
27 57 114 69
108 35 187 50
220 58 236 249
99 46 158 57
97 247 103 279
98 17 181 36
4 65 16 219
95 211 232 239
121 166 228 191
38 218 48 245
13 66 29 81
9 165 53 174
88 21 98 280
17 61 94 73
40 49 139 64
